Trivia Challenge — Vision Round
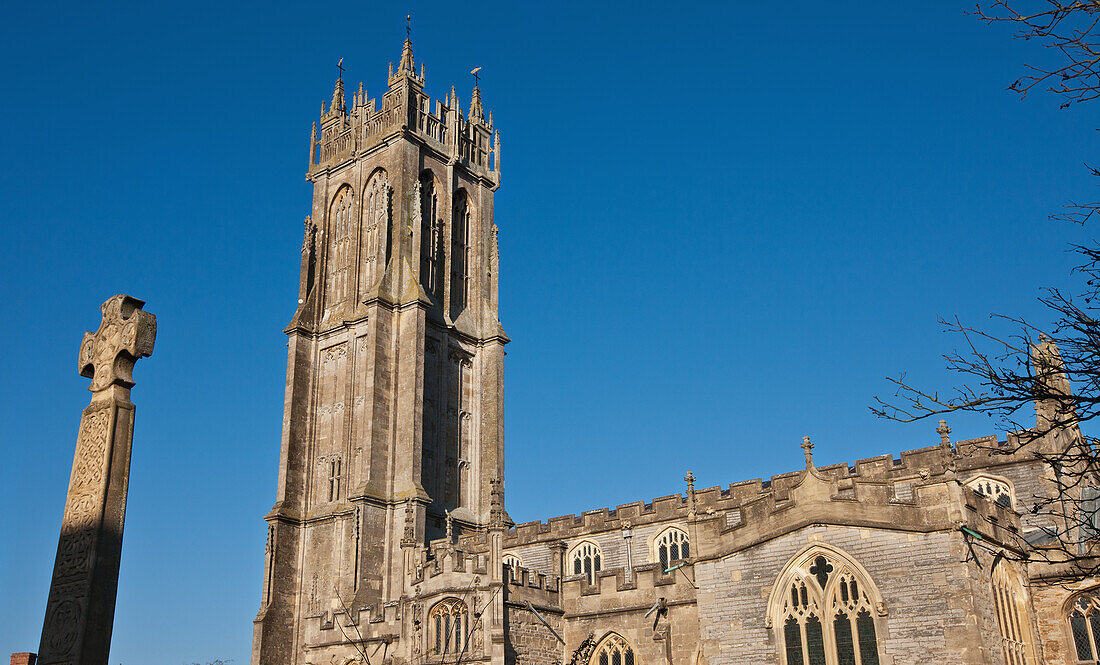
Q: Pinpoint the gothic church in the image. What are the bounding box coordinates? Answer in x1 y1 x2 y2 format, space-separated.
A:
251 36 1100 665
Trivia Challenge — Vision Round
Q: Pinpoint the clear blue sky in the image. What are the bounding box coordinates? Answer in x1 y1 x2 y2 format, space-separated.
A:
2 2 1096 663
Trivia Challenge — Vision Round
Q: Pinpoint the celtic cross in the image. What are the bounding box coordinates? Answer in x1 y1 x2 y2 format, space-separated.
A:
77 294 157 394
38 295 155 665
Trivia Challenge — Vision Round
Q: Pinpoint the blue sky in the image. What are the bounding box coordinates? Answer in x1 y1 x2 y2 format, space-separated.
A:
2 2 1096 664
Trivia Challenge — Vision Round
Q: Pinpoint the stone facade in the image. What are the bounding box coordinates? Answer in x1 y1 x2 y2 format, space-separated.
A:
253 35 1100 665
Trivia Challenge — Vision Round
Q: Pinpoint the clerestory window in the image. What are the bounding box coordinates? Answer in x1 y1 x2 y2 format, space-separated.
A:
965 474 1015 509
502 553 522 580
654 526 690 573
571 541 602 585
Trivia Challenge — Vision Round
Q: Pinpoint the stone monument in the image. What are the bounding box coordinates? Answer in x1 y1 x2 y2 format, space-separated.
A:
37 294 156 665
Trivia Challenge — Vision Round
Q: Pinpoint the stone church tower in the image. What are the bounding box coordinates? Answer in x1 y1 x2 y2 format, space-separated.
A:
253 36 507 665
252 31 1100 665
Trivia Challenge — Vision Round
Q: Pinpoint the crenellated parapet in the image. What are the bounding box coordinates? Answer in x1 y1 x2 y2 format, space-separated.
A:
309 38 500 187
504 436 1034 552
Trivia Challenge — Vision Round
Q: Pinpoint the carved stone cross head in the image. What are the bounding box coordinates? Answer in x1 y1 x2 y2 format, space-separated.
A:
77 295 157 393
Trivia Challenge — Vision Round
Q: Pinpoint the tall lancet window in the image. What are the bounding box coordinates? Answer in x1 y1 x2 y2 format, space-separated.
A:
992 559 1037 664
419 172 441 297
360 171 390 292
326 187 354 306
450 190 470 319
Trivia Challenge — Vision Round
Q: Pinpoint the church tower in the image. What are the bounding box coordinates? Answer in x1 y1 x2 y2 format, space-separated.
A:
253 35 507 665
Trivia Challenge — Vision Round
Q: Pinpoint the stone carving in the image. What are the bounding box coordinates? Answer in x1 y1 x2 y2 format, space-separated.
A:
77 295 156 393
39 295 156 665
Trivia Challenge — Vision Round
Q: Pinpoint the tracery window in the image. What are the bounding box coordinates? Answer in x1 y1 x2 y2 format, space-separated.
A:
419 173 441 296
654 526 690 573
992 560 1036 665
429 598 469 656
361 172 390 290
1068 590 1100 664
770 547 884 665
589 633 635 665
572 541 602 585
502 553 522 579
965 474 1015 509
326 187 354 305
450 191 470 318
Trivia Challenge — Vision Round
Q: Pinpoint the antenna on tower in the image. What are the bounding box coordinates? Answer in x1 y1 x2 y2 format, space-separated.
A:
471 66 482 87
336 57 344 80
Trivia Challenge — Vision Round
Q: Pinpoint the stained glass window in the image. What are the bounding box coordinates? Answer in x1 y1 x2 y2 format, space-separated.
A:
1068 592 1100 664
589 633 635 665
429 598 469 656
771 548 883 665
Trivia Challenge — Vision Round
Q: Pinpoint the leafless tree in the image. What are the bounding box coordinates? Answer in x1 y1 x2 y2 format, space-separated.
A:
872 1 1100 580
976 0 1100 221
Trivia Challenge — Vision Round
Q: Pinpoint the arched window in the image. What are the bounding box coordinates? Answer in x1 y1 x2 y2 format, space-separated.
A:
965 474 1015 509
360 172 389 291
429 598 469 656
419 172 441 297
571 541 602 585
502 553 522 569
769 546 884 665
450 191 470 319
1067 589 1100 664
654 526 690 573
589 633 635 665
326 187 354 306
992 559 1036 664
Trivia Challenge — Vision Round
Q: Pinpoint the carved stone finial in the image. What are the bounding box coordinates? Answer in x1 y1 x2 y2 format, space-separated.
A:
77 295 156 394
936 419 952 447
397 36 415 75
470 86 484 121
444 509 454 544
330 76 345 114
684 470 697 519
801 436 814 469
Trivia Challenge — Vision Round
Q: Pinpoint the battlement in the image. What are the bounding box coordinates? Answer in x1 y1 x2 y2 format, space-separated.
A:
561 563 687 597
411 546 490 586
308 38 499 184
503 565 560 609
504 433 1034 549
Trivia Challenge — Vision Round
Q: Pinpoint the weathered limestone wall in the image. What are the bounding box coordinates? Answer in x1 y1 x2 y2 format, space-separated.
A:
695 525 1004 665
1030 579 1099 665
504 603 563 665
